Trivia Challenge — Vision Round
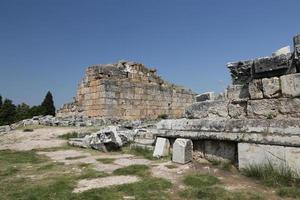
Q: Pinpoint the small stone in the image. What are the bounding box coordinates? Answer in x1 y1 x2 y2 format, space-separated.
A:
172 138 193 164
153 137 170 157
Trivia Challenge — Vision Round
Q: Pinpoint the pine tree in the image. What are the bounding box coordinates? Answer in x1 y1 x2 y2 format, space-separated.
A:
0 99 16 125
41 91 56 116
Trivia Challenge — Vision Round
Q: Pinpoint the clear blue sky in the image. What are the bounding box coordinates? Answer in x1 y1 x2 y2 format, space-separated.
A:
0 0 299 108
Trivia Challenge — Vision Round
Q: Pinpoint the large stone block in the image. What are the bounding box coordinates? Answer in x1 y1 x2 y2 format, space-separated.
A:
247 98 300 119
238 143 300 172
248 79 263 99
183 100 229 119
280 73 300 97
227 85 249 100
238 143 285 169
172 138 193 164
153 137 170 158
262 77 281 98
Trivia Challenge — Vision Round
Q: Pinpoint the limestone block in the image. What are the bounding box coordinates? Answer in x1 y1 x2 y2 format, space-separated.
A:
238 143 285 169
153 137 170 158
285 147 300 172
172 138 193 164
196 92 215 102
183 100 229 119
248 79 263 99
227 85 249 100
280 73 300 97
262 77 281 98
228 102 247 119
247 99 279 119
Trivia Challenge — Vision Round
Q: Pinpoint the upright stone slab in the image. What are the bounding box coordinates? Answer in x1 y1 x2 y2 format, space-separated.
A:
172 138 193 164
280 73 300 97
153 137 170 158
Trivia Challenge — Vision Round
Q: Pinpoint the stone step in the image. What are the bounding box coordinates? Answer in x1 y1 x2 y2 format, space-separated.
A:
135 131 156 140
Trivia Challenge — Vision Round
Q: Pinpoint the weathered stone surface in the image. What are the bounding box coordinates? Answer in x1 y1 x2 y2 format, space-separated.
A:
238 143 285 169
194 140 236 163
248 79 263 99
253 54 291 78
172 138 193 164
280 73 300 97
247 98 300 119
238 143 300 171
262 77 281 98
156 118 300 147
57 61 196 120
183 100 229 119
227 60 253 85
153 137 170 158
272 46 291 57
196 92 215 102
227 85 249 100
228 101 247 119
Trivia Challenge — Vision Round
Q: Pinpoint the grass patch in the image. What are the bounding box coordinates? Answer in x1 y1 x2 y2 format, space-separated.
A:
96 158 115 164
65 156 87 160
58 131 79 139
180 173 264 200
113 164 150 177
184 174 219 187
123 146 156 160
23 128 34 132
277 187 300 198
242 162 300 187
0 149 173 200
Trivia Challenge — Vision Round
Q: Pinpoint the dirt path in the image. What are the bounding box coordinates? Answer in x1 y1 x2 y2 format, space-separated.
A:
0 127 83 151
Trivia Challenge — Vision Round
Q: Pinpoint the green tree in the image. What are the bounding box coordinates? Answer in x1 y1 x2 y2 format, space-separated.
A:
29 105 45 117
0 95 2 109
15 103 31 121
0 99 17 125
40 91 56 116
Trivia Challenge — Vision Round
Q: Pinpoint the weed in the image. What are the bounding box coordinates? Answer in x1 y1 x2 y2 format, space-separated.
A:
113 164 150 177
277 187 300 198
96 158 115 164
184 174 219 187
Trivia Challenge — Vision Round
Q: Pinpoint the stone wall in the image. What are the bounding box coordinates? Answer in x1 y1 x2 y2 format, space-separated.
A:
155 34 300 171
57 61 195 120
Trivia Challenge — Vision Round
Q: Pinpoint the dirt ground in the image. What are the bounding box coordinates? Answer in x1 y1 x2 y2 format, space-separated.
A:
0 127 290 199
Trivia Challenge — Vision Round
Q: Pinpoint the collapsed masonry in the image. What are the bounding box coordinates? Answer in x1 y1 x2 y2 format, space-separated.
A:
155 34 300 171
57 61 195 121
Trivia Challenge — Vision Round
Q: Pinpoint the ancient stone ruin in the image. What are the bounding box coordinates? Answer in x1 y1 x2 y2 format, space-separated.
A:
57 61 195 121
155 34 300 171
